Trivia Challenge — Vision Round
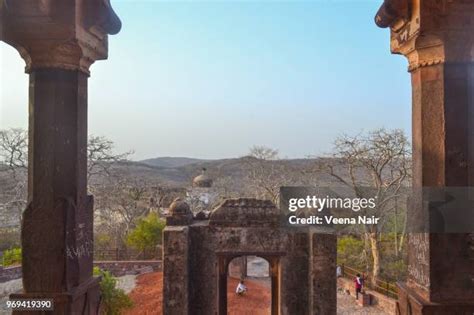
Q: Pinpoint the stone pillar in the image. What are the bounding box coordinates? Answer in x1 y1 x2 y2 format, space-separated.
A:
163 226 190 315
376 1 474 314
217 256 229 315
311 232 336 315
241 256 248 278
281 232 310 315
0 1 120 314
163 199 192 314
268 257 280 315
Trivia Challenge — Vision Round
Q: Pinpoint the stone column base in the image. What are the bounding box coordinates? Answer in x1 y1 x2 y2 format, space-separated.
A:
10 277 101 315
397 282 474 315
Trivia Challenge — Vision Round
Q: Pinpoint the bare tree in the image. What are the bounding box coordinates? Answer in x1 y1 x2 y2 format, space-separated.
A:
0 129 28 226
243 145 306 204
320 128 411 284
243 146 282 204
0 128 28 172
0 128 131 227
0 129 131 180
247 146 279 161
212 176 241 203
87 135 132 181
93 178 157 246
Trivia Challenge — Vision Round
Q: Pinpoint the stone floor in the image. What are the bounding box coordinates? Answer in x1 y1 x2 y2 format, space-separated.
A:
337 290 389 315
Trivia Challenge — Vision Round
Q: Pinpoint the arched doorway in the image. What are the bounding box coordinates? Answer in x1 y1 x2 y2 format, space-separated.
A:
217 252 281 315
227 255 271 315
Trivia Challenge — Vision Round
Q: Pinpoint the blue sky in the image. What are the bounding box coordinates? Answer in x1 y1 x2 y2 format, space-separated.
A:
0 0 411 160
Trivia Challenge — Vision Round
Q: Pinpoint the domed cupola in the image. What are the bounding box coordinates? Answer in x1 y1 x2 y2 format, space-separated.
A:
192 168 213 188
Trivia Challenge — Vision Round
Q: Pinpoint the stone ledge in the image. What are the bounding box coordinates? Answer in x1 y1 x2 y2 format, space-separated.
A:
93 260 162 277
209 198 279 227
0 265 22 282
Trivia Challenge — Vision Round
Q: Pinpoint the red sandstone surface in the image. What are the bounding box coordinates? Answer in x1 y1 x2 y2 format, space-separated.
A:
125 272 271 315
125 272 163 315
227 277 271 315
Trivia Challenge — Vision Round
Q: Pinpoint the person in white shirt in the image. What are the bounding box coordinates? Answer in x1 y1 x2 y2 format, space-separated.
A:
236 280 248 296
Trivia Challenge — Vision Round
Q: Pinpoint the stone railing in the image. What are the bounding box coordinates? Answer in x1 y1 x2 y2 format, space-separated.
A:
0 261 162 283
93 260 162 277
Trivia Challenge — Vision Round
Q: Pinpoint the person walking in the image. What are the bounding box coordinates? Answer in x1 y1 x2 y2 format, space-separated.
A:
355 273 363 300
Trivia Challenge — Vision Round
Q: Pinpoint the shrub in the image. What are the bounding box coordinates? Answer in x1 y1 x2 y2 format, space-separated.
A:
93 267 133 315
126 212 165 253
1 247 22 267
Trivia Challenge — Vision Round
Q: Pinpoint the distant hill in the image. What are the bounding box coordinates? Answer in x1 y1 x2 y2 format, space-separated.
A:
2 156 347 194
113 157 253 187
140 157 209 168
120 156 336 188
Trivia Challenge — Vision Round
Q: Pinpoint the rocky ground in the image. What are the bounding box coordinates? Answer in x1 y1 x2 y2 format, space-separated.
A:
0 272 390 315
124 272 389 315
116 275 137 294
336 290 389 315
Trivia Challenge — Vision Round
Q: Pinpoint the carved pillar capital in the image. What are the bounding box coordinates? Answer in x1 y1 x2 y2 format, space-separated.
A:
376 0 474 71
0 0 121 75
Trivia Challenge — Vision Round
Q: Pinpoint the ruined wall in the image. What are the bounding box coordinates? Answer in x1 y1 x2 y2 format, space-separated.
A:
163 198 337 315
188 224 288 314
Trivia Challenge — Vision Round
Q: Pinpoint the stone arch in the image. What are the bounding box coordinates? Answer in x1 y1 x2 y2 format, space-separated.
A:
219 252 278 315
163 198 337 315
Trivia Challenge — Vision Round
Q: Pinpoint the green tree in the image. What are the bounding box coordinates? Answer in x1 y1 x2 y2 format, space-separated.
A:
337 236 365 270
93 267 133 315
126 212 165 253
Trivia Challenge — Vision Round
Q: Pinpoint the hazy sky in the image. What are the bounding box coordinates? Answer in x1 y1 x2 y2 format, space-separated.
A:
0 0 411 161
